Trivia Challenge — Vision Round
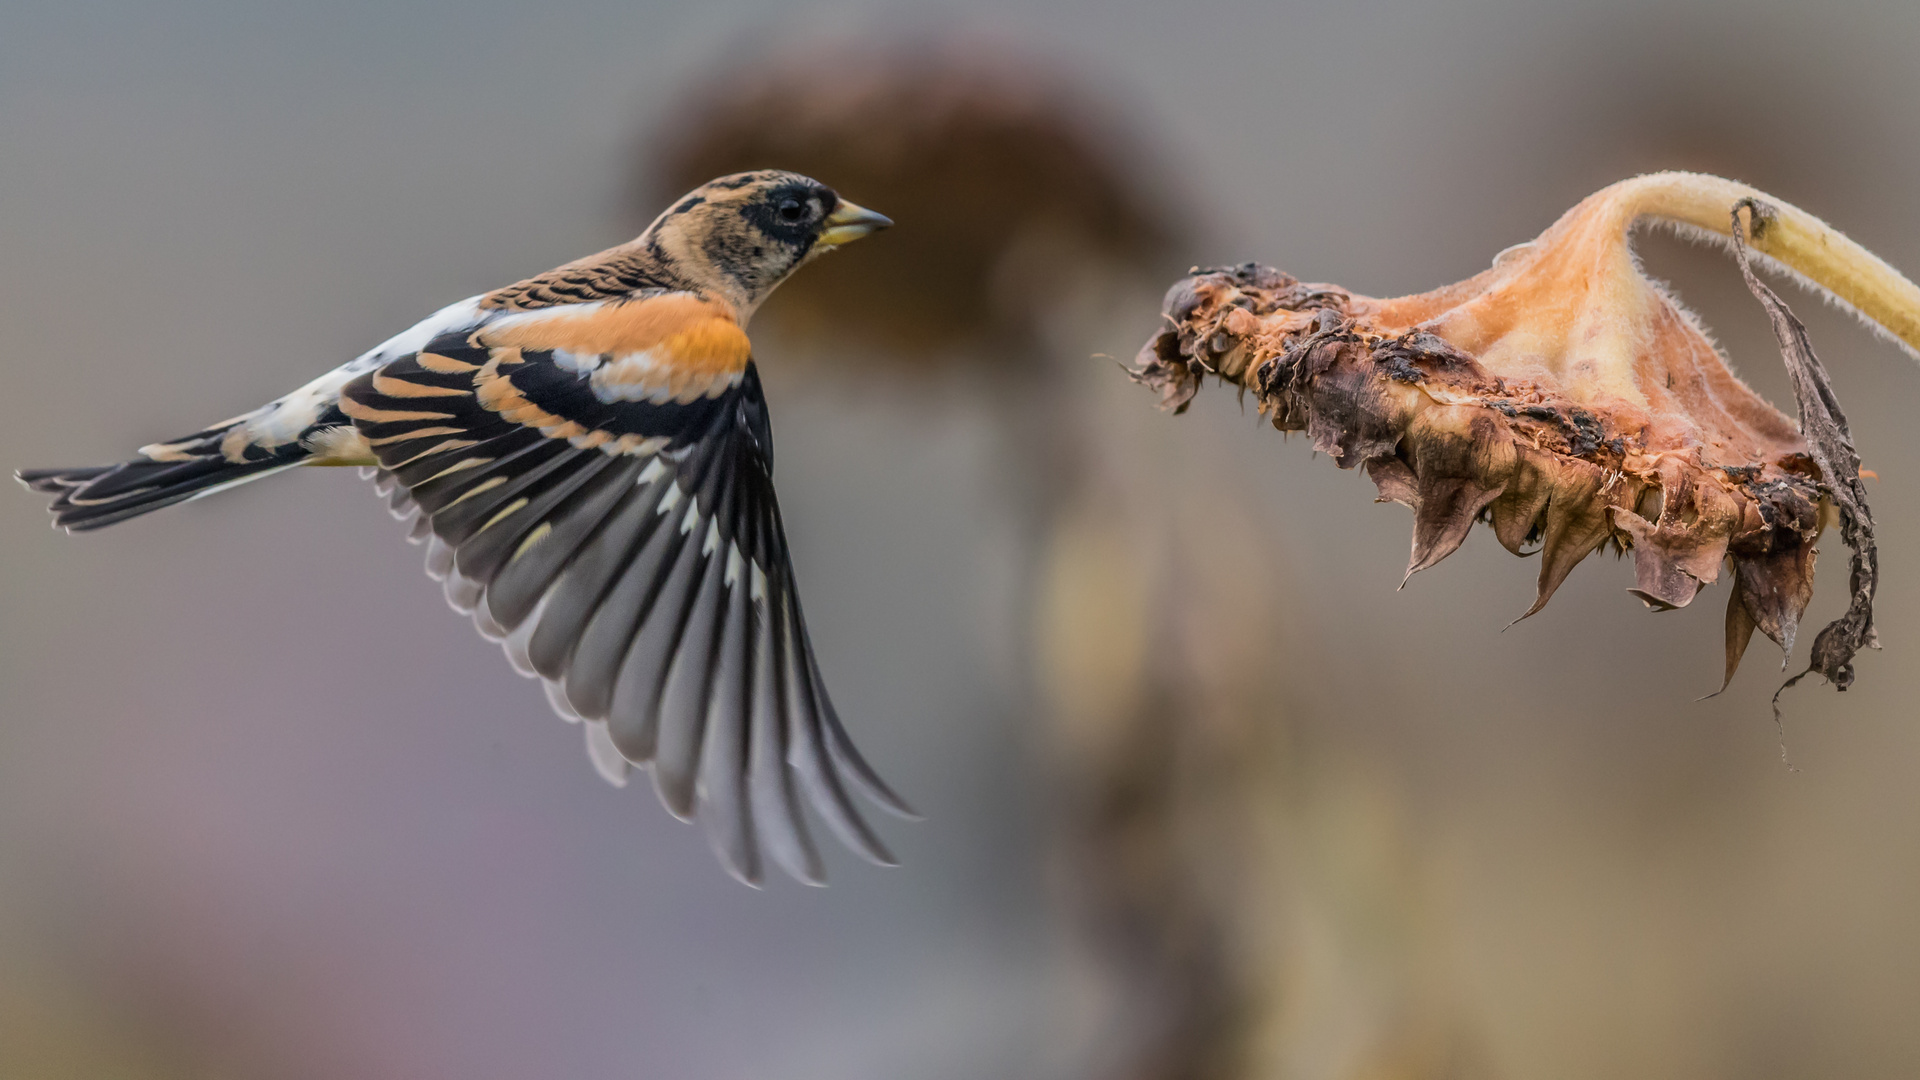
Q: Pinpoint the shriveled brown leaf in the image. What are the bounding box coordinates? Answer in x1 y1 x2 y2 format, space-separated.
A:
1730 198 1879 697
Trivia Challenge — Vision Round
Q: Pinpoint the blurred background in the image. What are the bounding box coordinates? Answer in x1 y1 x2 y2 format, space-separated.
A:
3 1 1920 1077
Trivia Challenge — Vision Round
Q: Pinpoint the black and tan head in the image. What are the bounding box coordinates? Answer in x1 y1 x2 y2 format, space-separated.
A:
644 170 891 318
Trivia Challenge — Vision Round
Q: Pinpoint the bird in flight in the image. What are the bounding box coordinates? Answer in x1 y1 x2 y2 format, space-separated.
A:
19 170 912 886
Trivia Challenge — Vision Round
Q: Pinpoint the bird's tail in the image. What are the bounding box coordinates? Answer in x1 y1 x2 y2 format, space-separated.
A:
18 417 306 532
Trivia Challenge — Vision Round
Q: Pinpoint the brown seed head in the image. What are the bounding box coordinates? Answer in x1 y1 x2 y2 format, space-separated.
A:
1133 174 1887 688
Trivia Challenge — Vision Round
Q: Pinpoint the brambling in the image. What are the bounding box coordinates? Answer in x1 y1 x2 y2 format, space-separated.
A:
19 170 910 886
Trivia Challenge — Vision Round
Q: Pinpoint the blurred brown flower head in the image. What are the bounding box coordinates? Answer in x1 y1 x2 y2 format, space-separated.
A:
648 41 1179 363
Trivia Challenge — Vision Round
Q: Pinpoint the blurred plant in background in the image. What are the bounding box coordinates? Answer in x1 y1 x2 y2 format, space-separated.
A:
9 4 1920 1077
648 41 1483 1079
648 42 1169 363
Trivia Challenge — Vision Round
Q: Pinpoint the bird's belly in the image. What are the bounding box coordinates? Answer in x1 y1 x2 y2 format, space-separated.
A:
301 424 377 466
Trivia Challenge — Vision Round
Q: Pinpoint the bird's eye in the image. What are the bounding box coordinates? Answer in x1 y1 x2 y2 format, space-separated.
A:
777 199 807 223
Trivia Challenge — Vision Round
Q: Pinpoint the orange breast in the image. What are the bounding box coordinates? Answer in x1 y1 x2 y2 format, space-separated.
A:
479 292 751 379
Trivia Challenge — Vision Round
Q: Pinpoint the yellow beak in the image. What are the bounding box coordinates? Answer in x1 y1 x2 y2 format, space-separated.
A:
817 200 893 247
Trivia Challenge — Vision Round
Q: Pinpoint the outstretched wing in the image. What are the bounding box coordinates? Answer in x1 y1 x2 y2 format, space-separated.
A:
339 298 911 885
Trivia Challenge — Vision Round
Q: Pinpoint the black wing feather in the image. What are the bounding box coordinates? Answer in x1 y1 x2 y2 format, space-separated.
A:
341 330 904 884
700 543 758 881
604 499 713 768
750 557 824 881
649 508 734 819
505 461 668 653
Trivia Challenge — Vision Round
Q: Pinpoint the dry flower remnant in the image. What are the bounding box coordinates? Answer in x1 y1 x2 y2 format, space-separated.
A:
648 43 1175 363
1134 173 1920 694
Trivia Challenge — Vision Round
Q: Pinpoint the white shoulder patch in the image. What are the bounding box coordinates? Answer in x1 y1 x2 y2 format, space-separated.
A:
355 295 488 368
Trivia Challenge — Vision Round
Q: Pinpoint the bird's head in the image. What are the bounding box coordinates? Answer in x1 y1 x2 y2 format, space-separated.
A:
645 170 892 319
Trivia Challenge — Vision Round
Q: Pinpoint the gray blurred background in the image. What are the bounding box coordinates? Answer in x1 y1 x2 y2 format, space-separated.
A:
4 1 1920 1078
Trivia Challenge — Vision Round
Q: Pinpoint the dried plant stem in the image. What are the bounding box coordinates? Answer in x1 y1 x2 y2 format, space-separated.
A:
1600 172 1920 357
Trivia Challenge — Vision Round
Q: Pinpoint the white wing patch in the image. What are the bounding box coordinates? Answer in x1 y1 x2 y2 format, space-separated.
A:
600 363 743 405
546 345 744 406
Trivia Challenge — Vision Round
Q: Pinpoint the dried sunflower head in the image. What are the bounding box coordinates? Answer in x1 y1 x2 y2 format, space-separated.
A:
1135 173 1920 691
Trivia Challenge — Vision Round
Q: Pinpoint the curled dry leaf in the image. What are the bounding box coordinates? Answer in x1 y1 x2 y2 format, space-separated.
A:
1134 173 1920 692
1728 199 1879 696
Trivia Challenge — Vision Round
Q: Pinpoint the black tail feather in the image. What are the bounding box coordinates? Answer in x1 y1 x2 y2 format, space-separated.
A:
19 443 303 532
17 466 113 494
